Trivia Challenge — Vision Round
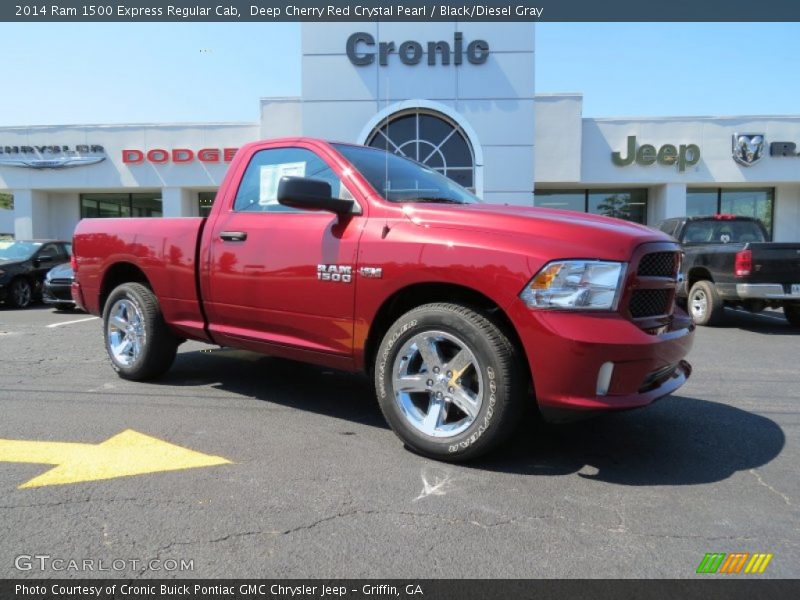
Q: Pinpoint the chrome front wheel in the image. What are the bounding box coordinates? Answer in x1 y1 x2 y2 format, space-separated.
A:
375 303 526 461
688 280 723 326
392 330 484 438
690 288 707 321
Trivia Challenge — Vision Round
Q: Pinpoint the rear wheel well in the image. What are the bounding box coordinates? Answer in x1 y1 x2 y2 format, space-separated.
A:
99 263 150 312
364 283 528 382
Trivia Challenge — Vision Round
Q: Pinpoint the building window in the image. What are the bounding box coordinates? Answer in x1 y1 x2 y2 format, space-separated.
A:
534 189 648 224
80 193 162 219
366 109 476 191
198 192 216 217
0 193 12 210
687 188 774 239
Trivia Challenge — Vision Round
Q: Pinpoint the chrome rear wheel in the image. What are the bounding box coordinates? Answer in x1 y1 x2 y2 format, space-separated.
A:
106 298 145 367
102 283 178 380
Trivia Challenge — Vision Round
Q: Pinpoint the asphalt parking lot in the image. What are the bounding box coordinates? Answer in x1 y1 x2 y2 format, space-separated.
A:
0 305 797 579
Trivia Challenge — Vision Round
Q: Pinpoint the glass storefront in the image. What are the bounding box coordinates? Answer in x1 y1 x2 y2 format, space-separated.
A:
687 188 774 238
198 192 216 217
534 189 648 224
80 193 162 218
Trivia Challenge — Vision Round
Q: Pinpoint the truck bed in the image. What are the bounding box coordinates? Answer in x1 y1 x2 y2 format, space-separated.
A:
72 217 209 342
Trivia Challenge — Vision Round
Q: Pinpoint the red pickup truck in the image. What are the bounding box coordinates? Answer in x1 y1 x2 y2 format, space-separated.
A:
72 138 694 460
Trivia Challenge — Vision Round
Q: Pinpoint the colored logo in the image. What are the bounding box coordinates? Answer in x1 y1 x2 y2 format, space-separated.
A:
696 552 773 574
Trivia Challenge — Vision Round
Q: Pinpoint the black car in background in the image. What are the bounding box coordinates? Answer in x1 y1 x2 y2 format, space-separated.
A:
0 240 72 308
43 262 76 310
655 215 800 326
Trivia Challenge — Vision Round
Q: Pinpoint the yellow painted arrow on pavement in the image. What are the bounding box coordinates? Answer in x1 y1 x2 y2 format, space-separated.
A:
0 429 231 489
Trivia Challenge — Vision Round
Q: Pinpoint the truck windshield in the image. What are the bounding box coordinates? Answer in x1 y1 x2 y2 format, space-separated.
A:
683 220 767 244
332 143 480 205
0 241 42 260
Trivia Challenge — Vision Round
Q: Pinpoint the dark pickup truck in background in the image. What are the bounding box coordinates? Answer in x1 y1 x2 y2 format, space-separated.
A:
655 215 800 326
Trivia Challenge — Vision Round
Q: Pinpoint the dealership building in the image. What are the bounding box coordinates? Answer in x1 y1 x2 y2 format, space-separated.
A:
1 22 799 242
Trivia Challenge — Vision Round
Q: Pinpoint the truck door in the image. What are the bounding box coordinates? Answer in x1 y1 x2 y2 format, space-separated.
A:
203 144 365 363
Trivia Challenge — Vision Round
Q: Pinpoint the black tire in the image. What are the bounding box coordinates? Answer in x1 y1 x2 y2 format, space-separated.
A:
8 278 33 309
102 282 178 380
784 303 800 327
374 302 526 461
688 280 724 326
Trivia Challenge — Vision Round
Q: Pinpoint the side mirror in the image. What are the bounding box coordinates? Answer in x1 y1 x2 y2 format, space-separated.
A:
35 253 55 266
277 176 354 214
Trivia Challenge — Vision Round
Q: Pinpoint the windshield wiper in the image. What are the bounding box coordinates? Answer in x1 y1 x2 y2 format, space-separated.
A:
405 196 466 204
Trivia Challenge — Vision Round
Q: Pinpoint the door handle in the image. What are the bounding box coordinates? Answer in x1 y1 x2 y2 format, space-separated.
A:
219 231 247 242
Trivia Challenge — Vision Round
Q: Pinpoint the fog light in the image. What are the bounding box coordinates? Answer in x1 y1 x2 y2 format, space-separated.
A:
596 362 615 396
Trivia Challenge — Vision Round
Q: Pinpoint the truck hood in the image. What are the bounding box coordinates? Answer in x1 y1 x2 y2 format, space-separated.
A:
399 203 670 261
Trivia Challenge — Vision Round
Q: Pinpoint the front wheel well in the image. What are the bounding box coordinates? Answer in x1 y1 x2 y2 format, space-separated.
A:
687 267 714 292
99 262 151 312
363 283 529 382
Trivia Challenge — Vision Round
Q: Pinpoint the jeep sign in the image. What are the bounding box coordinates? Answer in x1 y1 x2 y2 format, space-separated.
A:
612 136 701 172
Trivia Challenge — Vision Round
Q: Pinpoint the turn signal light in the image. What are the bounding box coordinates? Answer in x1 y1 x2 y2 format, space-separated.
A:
529 263 562 289
735 249 752 277
70 254 78 272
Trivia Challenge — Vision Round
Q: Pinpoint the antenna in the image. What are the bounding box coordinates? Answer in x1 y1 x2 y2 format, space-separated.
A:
381 69 392 239
384 76 389 199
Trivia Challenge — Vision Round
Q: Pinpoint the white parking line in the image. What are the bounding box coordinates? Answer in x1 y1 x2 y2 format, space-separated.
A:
46 316 99 328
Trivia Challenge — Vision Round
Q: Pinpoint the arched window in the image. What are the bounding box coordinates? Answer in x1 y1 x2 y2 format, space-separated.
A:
366 109 476 191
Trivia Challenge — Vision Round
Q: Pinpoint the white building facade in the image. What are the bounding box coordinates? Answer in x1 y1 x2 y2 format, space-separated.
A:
1 22 799 242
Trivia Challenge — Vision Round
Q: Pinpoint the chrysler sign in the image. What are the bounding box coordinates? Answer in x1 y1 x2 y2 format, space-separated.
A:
0 145 105 169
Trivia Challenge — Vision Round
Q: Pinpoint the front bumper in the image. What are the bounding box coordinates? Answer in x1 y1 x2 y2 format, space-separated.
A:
508 300 694 420
43 282 74 305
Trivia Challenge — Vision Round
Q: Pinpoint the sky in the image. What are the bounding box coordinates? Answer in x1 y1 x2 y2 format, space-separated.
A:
0 22 798 126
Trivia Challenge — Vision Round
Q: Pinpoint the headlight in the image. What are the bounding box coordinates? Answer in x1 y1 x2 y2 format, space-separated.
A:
520 260 626 310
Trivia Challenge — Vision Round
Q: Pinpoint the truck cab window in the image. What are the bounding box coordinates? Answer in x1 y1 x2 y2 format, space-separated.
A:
233 147 353 213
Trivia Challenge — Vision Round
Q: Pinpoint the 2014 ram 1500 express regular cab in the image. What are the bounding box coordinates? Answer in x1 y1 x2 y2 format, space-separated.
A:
72 138 694 460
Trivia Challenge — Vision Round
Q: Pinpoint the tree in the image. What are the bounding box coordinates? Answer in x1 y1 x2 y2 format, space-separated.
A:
0 193 12 210
595 194 631 220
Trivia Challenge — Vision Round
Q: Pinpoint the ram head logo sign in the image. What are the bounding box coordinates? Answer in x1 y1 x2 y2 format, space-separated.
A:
732 133 766 166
